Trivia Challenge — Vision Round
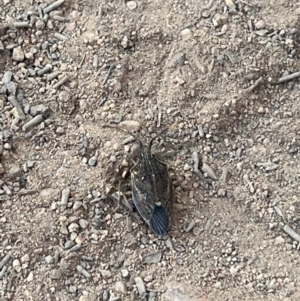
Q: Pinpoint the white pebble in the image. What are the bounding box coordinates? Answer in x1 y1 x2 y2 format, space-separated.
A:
12 46 25 62
180 28 192 40
13 259 21 272
79 219 89 229
115 281 127 294
121 269 129 278
68 222 79 232
274 236 285 245
21 254 30 263
27 271 34 282
255 20 266 30
126 1 137 10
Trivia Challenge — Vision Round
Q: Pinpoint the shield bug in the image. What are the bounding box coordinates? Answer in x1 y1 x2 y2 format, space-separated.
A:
103 124 175 236
130 129 174 236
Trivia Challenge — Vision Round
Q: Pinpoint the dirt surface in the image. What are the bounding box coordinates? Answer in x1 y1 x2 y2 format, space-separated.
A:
1 0 300 300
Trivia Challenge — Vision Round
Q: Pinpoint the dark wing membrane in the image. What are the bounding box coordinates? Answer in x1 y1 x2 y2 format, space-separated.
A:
151 156 173 209
131 173 156 222
131 146 173 234
149 205 169 235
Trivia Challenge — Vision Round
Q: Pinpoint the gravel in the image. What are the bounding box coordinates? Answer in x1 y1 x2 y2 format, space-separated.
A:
1 0 300 300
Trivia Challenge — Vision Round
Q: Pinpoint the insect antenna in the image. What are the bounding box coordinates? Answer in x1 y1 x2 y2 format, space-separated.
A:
148 122 179 151
148 128 168 151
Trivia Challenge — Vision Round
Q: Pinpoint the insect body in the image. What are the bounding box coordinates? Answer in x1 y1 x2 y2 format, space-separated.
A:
130 135 173 236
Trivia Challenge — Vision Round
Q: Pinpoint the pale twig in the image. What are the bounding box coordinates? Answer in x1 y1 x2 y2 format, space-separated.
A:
243 77 263 93
277 71 300 84
283 225 300 243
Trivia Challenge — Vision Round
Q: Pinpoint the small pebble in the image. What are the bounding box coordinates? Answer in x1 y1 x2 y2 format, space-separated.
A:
183 163 190 171
27 271 34 282
4 143 11 150
35 19 45 29
79 219 89 229
8 164 22 178
134 277 146 297
180 28 192 40
50 269 63 280
100 270 112 278
21 254 30 263
88 156 97 166
114 281 127 294
121 269 129 278
255 20 266 30
2 185 12 195
60 225 68 235
69 285 77 293
56 126 65 134
65 240 75 249
73 200 82 210
30 104 48 116
126 1 137 10
12 46 25 62
144 275 153 282
61 188 70 206
2 71 13 84
45 255 54 264
102 290 110 301
70 232 77 240
76 265 91 278
13 259 21 272
148 291 156 301
68 222 79 232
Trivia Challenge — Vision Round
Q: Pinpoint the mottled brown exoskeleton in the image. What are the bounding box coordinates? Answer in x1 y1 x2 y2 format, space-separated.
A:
104 124 175 236
130 130 174 236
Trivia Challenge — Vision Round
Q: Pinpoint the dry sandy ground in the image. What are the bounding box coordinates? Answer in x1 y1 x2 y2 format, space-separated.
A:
1 0 300 300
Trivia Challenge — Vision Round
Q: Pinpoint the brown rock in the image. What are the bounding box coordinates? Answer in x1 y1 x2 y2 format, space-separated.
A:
0 163 4 175
0 25 9 37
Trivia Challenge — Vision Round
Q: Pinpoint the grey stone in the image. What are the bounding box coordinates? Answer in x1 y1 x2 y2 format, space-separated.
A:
100 270 112 278
88 156 97 166
134 277 146 297
73 200 82 210
11 107 25 120
8 164 22 178
121 269 129 278
35 19 45 29
12 46 25 62
2 71 12 84
5 82 17 95
45 255 54 264
79 219 88 229
68 222 79 232
60 225 68 234
56 126 65 134
50 269 62 280
65 240 75 249
20 254 30 263
69 285 77 293
30 104 48 116
115 281 127 294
